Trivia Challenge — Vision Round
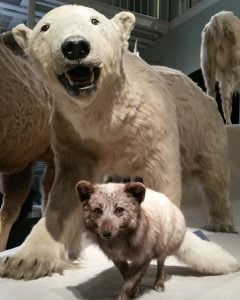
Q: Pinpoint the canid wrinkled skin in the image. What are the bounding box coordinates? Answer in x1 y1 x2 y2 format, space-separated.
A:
0 38 54 251
0 5 234 280
77 181 239 300
201 11 240 124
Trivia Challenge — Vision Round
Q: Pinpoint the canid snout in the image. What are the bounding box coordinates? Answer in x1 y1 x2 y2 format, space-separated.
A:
100 218 117 239
61 36 90 60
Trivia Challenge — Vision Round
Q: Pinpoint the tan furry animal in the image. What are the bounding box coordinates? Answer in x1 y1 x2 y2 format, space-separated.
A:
201 11 240 124
0 5 234 280
76 181 239 300
0 37 54 251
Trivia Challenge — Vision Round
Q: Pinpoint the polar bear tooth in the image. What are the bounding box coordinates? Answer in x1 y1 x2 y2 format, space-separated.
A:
65 72 75 86
90 70 94 83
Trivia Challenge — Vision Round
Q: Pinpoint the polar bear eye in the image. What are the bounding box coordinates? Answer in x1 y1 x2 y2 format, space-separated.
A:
91 18 99 25
40 24 50 32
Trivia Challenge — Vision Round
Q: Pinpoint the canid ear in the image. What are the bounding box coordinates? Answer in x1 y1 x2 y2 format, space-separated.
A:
111 11 135 48
76 181 94 202
124 182 146 203
12 24 32 50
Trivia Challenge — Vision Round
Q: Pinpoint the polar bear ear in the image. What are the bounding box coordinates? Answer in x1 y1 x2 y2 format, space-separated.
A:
111 11 135 48
12 24 32 50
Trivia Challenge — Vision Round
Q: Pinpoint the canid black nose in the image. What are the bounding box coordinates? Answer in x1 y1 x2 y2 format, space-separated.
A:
102 231 112 239
62 36 90 60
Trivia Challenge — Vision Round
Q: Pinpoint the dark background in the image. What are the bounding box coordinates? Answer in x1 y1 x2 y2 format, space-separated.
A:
190 69 239 124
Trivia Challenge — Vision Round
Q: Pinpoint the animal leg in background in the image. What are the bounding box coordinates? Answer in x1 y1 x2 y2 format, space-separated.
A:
41 160 55 212
219 83 233 125
0 164 33 251
199 149 235 232
200 27 217 99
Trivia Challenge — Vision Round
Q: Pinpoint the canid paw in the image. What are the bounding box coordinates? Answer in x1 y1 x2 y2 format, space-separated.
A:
0 249 75 280
154 281 165 292
130 286 140 298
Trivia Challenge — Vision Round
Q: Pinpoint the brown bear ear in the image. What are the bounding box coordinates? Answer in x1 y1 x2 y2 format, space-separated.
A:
124 182 146 203
76 181 94 202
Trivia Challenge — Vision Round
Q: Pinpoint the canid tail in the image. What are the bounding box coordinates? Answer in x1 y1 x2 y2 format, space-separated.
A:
200 11 237 97
175 230 239 275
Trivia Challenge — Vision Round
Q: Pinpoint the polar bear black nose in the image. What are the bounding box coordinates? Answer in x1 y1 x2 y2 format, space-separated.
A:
61 36 90 60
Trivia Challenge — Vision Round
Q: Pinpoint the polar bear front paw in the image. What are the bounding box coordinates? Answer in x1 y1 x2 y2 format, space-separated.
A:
0 249 74 280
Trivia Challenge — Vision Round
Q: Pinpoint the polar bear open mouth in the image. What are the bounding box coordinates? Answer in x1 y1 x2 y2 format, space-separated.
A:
58 65 100 97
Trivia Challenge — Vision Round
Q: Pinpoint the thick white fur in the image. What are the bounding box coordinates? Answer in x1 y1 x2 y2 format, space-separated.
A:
177 230 239 274
143 189 239 275
0 5 234 280
201 11 240 124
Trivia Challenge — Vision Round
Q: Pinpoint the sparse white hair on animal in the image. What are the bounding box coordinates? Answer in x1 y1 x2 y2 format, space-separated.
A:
201 11 240 124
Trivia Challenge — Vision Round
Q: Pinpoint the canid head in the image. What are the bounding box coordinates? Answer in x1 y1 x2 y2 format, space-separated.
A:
76 181 145 240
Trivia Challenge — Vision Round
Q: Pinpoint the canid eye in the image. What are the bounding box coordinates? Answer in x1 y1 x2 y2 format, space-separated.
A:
115 207 124 214
93 207 102 215
40 24 50 32
91 18 99 25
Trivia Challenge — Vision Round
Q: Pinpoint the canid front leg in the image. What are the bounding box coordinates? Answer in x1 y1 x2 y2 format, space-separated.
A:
113 260 130 280
113 260 139 298
117 260 150 300
154 259 166 292
0 159 93 279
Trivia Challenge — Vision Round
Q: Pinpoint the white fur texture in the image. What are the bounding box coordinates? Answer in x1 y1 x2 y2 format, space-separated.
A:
143 189 239 275
177 230 239 274
201 11 240 124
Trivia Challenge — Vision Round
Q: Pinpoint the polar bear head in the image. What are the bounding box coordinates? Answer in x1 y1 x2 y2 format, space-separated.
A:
13 5 135 102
